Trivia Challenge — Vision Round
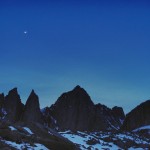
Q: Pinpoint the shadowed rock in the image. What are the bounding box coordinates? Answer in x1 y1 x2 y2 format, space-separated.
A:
4 88 24 122
112 106 125 124
0 93 4 108
49 85 95 131
121 100 150 131
46 85 125 131
22 90 43 124
92 104 125 130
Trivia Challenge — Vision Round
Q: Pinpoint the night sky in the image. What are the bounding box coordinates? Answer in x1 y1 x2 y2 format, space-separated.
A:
0 0 150 113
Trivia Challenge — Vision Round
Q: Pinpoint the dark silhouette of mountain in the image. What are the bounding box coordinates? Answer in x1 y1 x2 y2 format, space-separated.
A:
0 86 150 149
47 85 95 131
43 85 125 131
22 90 43 124
112 106 125 124
121 100 150 131
3 88 24 122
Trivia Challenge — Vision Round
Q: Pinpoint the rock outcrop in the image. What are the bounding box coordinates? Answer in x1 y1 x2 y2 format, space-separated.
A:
93 104 125 130
3 88 24 122
22 90 43 124
112 106 125 124
121 100 150 131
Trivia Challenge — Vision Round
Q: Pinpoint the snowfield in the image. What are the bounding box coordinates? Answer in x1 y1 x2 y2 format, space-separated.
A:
59 130 150 150
23 127 34 134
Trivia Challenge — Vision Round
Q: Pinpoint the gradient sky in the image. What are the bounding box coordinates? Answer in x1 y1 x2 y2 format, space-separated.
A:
0 0 150 113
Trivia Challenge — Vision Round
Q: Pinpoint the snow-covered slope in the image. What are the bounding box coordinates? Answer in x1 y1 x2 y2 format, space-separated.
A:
1 140 49 150
59 130 150 150
0 121 78 150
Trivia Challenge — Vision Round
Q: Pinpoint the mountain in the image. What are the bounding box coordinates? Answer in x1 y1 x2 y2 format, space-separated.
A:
22 90 43 124
0 86 150 149
43 85 125 131
47 85 96 131
121 100 150 131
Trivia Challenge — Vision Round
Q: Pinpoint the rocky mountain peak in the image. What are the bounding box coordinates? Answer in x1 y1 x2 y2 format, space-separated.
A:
72 85 90 96
3 88 24 122
30 89 36 96
47 86 125 131
73 85 85 92
8 87 18 95
27 89 38 102
55 85 94 107
22 90 43 124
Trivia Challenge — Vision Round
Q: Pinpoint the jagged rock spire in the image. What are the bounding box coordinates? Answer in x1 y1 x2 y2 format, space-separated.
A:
4 88 24 122
22 90 43 123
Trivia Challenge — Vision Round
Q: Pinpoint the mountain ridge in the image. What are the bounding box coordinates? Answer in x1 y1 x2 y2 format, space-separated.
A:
1 85 150 132
0 85 150 149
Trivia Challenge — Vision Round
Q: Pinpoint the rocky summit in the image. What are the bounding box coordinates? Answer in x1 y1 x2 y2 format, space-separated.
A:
48 85 96 131
3 88 24 122
44 85 125 131
22 90 43 124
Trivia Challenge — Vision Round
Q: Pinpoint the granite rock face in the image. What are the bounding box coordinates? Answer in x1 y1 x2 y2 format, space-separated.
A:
121 100 150 131
45 86 125 131
3 88 24 122
22 90 43 124
112 106 125 124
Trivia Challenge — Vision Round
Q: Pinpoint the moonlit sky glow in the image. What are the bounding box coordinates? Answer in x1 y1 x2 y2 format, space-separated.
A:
0 0 150 113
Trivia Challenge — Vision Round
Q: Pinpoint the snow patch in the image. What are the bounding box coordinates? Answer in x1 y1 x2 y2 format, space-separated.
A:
9 126 17 131
60 131 120 150
23 127 33 134
59 130 150 150
3 140 49 150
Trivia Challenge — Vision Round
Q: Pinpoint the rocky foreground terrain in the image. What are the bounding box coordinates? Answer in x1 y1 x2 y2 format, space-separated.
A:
0 86 150 149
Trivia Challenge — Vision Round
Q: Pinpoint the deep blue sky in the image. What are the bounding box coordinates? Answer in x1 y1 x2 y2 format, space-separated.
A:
0 0 150 113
